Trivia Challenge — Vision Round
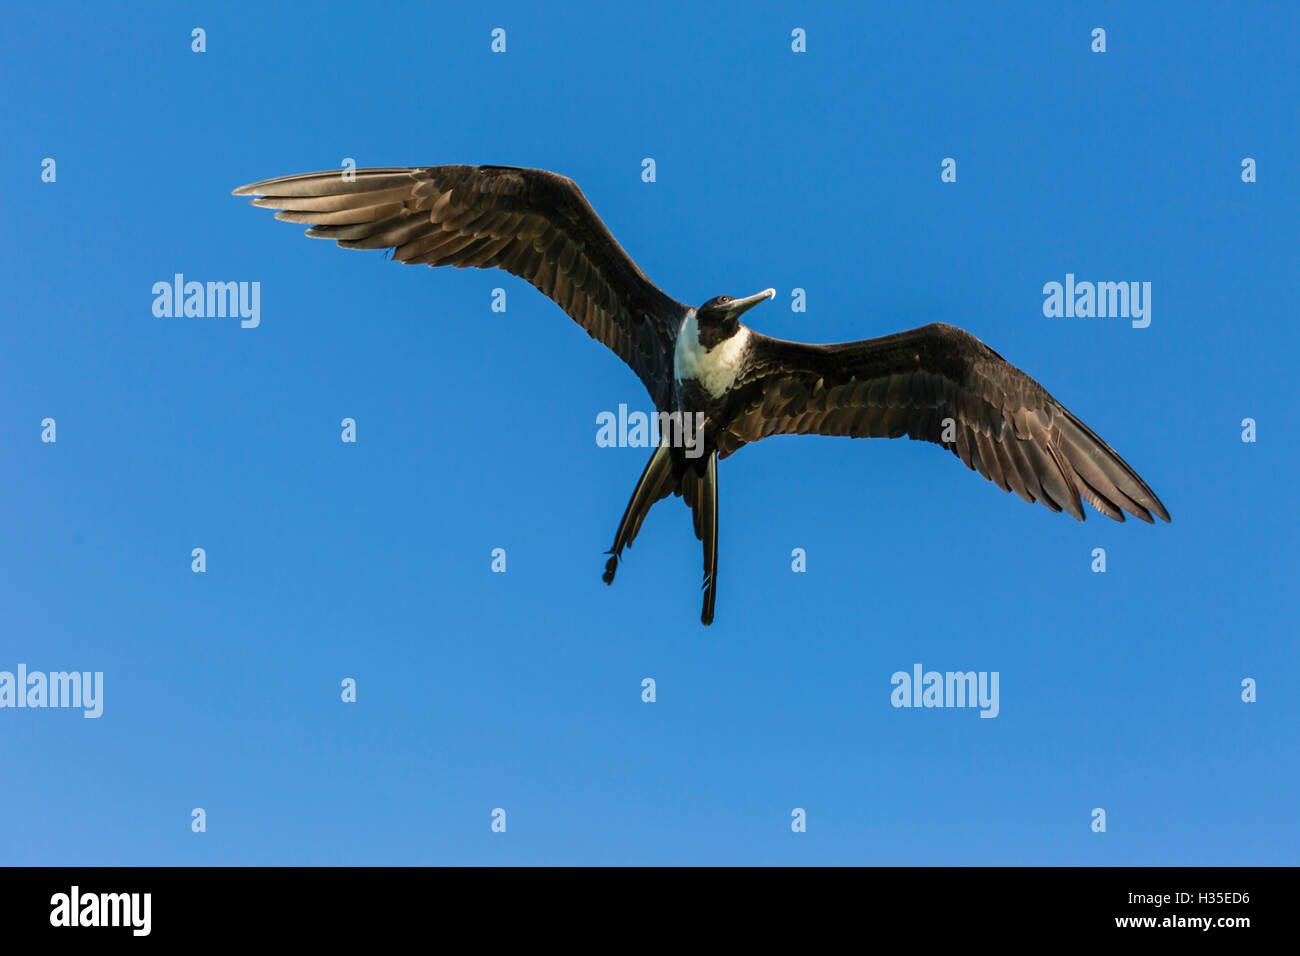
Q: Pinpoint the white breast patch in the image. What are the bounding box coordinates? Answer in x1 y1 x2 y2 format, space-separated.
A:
673 311 751 398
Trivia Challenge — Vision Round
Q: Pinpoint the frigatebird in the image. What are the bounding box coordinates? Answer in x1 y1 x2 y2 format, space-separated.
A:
233 165 1170 624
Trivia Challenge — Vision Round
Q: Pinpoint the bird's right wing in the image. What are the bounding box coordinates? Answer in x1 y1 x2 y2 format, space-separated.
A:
233 165 687 408
721 323 1170 523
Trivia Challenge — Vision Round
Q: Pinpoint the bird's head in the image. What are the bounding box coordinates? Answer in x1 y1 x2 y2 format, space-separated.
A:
696 289 775 335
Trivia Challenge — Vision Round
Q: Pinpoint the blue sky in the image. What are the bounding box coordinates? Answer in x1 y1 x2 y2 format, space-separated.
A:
1 1 1296 865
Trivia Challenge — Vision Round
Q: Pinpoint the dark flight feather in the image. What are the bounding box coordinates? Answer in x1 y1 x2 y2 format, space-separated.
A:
719 323 1169 523
234 165 687 409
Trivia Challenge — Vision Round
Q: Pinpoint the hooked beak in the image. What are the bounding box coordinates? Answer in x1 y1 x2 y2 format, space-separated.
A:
725 288 776 320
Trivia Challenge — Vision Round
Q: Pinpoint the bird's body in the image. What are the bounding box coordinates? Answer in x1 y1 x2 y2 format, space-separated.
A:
234 164 1170 624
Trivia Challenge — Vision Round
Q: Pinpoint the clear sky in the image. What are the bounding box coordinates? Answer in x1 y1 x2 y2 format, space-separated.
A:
1 1 1296 865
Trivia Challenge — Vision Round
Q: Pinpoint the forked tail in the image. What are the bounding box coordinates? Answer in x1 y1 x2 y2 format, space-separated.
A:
603 443 721 625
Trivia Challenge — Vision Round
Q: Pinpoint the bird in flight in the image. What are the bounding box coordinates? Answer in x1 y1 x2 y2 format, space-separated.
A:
234 165 1170 625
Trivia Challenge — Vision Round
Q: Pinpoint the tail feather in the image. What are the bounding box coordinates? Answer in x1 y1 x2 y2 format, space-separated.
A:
603 442 674 585
603 443 721 626
699 452 719 625
678 452 719 624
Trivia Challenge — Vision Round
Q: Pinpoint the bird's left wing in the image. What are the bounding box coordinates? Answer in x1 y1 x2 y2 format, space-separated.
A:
233 165 686 408
720 322 1170 523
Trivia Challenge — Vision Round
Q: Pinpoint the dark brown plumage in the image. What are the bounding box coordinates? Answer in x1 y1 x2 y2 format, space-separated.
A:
233 165 685 409
719 324 1170 524
234 164 1169 625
